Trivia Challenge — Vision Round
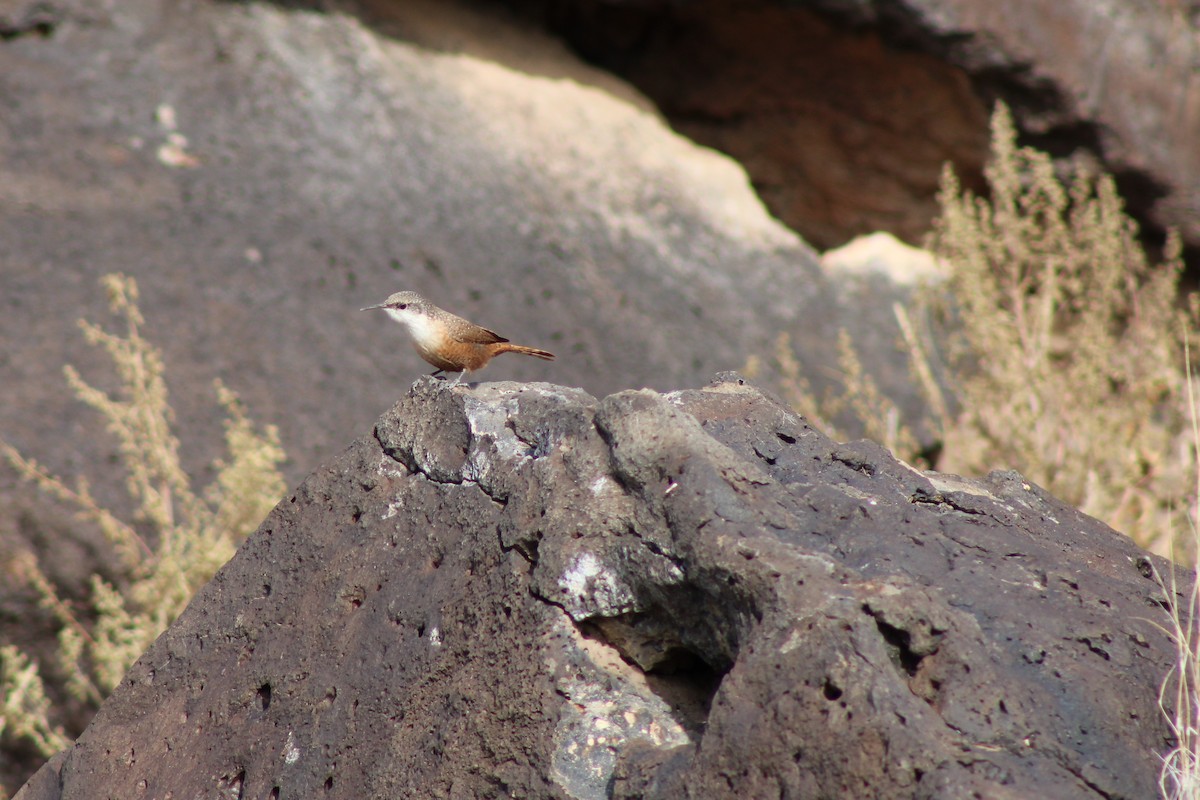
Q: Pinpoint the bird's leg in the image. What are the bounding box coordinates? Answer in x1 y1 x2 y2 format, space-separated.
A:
429 368 445 380
449 370 466 387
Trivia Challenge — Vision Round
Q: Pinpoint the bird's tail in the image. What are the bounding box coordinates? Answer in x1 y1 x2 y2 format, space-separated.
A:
497 343 556 361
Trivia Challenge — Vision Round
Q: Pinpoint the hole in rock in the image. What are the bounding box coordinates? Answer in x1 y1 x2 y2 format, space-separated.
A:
218 770 246 799
580 616 728 737
257 682 272 711
342 585 367 609
873 617 924 677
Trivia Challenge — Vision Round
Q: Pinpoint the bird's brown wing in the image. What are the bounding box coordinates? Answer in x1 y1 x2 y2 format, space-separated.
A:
456 325 509 345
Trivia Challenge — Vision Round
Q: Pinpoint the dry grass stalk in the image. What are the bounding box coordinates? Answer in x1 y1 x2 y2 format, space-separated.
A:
0 274 286 771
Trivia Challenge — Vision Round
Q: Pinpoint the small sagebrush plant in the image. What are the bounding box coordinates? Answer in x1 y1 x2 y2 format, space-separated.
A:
0 646 70 758
761 103 1196 555
1149 340 1200 800
745 330 923 461
925 102 1196 554
1154 537 1200 799
0 274 286 761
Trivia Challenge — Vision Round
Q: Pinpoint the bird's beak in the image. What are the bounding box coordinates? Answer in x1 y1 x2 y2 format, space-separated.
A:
360 303 385 311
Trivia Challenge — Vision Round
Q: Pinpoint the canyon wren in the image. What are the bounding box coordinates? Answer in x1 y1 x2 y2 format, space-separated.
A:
362 291 555 385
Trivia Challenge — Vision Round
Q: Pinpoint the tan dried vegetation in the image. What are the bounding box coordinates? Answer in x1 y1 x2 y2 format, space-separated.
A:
0 275 285 793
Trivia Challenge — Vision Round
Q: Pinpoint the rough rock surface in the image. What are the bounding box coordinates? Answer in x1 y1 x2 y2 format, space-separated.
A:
18 376 1182 799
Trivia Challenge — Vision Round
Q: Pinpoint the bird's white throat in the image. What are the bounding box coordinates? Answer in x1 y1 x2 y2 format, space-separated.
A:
384 307 441 348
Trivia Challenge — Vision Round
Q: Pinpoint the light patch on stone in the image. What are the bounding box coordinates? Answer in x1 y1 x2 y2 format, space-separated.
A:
558 552 638 619
461 395 535 485
382 499 403 520
781 627 805 654
155 103 177 131
924 473 995 499
589 475 617 495
662 560 685 582
561 552 603 597
428 626 443 648
376 453 407 480
550 618 692 800
663 390 688 408
283 731 300 765
821 231 945 286
463 395 530 458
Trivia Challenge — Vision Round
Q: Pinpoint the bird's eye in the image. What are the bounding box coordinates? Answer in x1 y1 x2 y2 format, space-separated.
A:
396 303 407 310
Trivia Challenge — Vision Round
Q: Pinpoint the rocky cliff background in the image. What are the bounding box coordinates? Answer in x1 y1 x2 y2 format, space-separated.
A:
2 0 1198 794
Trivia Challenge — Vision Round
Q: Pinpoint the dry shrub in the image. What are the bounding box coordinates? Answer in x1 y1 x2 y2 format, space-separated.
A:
746 330 922 461
759 103 1197 555
926 103 1195 555
1149 339 1200 800
0 274 286 772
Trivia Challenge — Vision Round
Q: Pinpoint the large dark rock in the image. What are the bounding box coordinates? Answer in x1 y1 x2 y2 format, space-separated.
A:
17 376 1182 799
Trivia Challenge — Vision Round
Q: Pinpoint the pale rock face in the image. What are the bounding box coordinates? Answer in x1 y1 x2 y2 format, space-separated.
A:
821 232 945 287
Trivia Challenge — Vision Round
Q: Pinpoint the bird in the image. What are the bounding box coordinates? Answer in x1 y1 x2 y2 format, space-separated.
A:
361 291 555 385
